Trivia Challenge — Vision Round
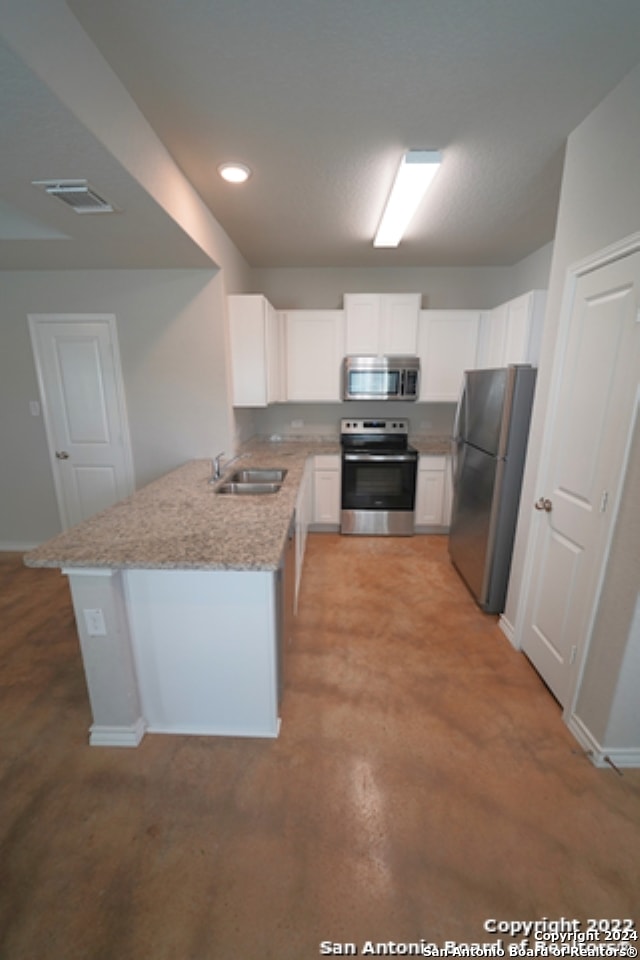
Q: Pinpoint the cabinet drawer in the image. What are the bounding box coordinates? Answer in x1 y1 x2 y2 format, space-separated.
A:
314 454 340 470
418 455 446 472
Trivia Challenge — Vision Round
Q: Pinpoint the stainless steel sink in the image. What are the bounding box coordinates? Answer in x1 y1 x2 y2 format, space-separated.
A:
228 468 287 484
216 481 282 495
215 466 287 495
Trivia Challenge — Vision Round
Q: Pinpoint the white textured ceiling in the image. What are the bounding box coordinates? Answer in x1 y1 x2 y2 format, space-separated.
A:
3 0 640 269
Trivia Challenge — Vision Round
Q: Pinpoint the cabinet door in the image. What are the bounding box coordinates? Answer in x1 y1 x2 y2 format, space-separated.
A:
285 311 345 401
418 310 480 401
228 295 281 406
503 290 546 366
503 295 531 366
313 455 341 525
477 291 546 368
381 293 420 354
343 294 381 354
266 308 285 402
295 458 314 608
415 458 446 527
344 293 419 354
477 303 507 369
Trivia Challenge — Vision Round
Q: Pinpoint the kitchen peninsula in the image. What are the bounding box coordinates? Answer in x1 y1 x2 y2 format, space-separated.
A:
24 441 321 746
25 435 449 746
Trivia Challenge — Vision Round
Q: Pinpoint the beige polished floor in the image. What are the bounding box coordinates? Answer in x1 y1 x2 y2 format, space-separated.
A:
1 536 639 959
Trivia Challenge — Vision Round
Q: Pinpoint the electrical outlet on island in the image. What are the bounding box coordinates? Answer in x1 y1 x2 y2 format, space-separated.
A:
83 608 107 637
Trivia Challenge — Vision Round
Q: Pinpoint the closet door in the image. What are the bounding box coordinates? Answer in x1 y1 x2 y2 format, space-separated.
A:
519 250 640 707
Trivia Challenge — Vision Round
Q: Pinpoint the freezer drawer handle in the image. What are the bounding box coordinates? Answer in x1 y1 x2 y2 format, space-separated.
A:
534 496 553 512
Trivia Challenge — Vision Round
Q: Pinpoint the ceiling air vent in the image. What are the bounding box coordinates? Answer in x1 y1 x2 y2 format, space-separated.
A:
32 179 117 214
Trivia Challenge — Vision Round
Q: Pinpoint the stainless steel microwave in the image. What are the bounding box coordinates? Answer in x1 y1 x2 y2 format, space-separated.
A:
342 355 420 401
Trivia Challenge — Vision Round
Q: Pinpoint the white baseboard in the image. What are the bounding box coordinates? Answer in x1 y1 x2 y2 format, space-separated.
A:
498 614 516 645
0 541 41 552
89 718 146 748
567 714 640 769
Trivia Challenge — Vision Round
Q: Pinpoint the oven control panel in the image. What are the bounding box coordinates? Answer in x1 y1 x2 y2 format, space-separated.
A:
340 418 409 436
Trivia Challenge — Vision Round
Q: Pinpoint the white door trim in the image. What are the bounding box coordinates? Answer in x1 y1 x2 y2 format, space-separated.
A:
28 313 135 530
515 231 640 727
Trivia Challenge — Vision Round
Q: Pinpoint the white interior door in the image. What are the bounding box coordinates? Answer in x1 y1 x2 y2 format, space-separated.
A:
29 314 134 530
520 249 640 707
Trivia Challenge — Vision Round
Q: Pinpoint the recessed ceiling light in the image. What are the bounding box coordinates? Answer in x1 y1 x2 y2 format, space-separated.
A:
218 162 251 184
374 150 442 248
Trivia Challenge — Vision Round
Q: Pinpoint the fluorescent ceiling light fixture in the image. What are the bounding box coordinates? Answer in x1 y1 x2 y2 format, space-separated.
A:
218 162 251 183
373 150 442 248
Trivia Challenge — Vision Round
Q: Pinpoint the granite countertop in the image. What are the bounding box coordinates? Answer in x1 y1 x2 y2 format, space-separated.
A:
24 441 317 573
23 434 451 573
411 435 452 456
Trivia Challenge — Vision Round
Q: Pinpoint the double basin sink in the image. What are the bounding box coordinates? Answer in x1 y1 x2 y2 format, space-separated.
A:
216 468 287 496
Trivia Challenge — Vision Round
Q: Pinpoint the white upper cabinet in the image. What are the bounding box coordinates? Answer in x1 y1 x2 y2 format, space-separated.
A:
417 310 480 402
284 310 345 401
228 295 284 406
477 290 547 369
344 293 420 355
228 290 546 405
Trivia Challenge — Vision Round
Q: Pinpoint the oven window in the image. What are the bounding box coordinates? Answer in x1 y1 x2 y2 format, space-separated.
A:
342 459 417 511
348 369 399 396
354 464 403 497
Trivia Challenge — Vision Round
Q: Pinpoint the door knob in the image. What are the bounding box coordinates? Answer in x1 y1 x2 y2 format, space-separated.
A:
55 450 70 460
534 496 552 512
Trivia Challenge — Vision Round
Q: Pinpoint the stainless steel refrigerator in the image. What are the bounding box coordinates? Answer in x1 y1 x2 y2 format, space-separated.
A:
449 364 537 614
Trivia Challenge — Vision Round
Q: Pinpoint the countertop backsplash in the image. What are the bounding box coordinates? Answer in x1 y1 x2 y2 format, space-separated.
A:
249 401 456 442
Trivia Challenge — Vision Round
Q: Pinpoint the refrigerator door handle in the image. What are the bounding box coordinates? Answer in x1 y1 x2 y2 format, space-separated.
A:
452 377 466 441
450 435 460 489
451 376 467 487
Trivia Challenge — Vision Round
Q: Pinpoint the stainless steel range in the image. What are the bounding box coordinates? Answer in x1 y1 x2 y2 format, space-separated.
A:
340 418 418 536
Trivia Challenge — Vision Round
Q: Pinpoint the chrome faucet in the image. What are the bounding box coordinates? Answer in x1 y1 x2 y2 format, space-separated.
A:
212 451 226 481
210 451 245 483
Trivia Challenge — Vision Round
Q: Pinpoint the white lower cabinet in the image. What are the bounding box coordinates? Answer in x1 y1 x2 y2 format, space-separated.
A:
415 455 451 530
295 457 314 608
312 454 341 527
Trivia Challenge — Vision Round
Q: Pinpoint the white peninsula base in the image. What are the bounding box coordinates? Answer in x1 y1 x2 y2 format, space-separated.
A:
65 567 281 746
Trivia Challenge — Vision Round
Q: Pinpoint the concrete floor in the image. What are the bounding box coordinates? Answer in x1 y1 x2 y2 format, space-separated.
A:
1 536 639 959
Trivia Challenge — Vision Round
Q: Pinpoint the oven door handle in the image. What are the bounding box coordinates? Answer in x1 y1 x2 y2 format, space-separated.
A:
343 452 417 463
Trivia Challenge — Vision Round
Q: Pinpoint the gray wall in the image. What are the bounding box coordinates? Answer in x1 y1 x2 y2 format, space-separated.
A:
508 62 640 750
251 248 552 312
0 265 250 547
